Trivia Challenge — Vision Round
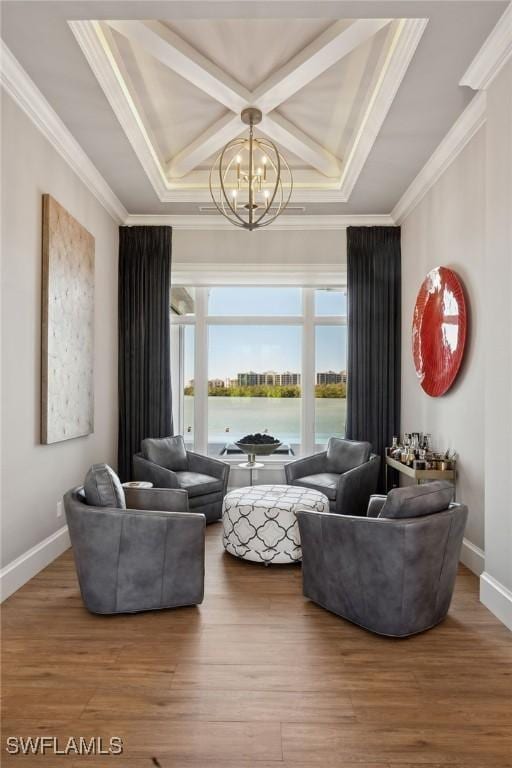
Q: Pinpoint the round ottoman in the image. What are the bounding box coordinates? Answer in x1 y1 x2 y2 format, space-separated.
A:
222 484 329 565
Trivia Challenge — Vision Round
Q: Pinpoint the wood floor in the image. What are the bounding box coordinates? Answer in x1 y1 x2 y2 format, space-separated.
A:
2 523 512 767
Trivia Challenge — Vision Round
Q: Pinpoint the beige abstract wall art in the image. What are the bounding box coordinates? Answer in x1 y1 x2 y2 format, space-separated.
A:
41 194 95 444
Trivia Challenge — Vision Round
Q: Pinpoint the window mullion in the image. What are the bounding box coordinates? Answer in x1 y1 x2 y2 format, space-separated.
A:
301 288 315 456
178 325 185 435
194 288 208 454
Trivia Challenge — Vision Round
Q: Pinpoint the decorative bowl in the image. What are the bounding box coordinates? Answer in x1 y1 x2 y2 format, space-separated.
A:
235 441 282 457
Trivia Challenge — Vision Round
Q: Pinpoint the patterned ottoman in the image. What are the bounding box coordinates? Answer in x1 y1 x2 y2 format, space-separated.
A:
222 484 329 565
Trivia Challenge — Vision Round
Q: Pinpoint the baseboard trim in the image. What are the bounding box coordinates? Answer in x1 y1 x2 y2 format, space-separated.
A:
0 526 70 602
480 571 512 632
460 537 485 576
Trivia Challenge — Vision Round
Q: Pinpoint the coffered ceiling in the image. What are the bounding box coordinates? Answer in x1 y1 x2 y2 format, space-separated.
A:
70 15 426 203
1 1 507 216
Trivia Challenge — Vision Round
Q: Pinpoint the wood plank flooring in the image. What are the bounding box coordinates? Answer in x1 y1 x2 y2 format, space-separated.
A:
2 523 512 767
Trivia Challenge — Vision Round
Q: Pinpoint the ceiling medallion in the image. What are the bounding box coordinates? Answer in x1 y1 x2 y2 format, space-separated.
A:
209 107 293 231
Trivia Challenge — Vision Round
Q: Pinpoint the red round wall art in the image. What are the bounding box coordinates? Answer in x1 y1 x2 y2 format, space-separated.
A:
412 266 467 397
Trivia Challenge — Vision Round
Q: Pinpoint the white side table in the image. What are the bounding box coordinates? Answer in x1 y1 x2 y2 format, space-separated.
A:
237 460 264 486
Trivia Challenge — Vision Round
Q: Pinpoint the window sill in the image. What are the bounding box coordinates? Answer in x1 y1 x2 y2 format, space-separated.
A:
214 454 295 469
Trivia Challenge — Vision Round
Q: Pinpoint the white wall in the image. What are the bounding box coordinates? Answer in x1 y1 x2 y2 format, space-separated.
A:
482 58 512 628
401 59 512 630
173 228 345 266
0 93 118 593
401 128 486 558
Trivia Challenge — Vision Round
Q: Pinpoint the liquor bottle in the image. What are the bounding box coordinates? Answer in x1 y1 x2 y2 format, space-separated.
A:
388 436 398 457
400 434 410 464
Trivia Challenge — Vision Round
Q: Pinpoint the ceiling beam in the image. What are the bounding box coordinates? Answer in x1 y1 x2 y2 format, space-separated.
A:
252 18 391 114
107 17 388 180
260 113 341 178
106 19 251 113
168 113 243 178
169 110 341 180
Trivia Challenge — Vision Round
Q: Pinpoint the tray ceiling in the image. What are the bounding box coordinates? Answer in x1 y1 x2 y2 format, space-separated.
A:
1 1 506 215
70 16 426 201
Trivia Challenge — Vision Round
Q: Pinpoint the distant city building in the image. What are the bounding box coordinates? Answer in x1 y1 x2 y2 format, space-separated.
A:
316 371 347 385
237 371 261 386
278 372 300 386
236 370 301 386
209 371 346 388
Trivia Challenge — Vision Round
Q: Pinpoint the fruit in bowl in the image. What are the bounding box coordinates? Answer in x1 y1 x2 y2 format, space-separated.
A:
235 433 282 464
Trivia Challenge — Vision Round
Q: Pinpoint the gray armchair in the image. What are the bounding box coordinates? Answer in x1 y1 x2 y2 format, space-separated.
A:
296 481 467 637
64 464 205 615
133 435 229 524
285 437 380 516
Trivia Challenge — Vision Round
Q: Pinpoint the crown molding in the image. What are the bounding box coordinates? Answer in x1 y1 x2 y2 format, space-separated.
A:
339 18 427 201
391 91 487 224
0 40 128 223
460 2 512 90
69 20 170 202
124 213 395 230
148 188 353 204
172 262 346 287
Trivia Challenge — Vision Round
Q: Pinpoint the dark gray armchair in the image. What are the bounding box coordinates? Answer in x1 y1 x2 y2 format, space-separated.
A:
133 435 229 524
64 464 205 615
297 481 467 637
285 437 380 516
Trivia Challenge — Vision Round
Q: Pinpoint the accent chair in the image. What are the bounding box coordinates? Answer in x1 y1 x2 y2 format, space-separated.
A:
296 481 467 637
133 435 229 523
285 437 380 516
64 464 205 615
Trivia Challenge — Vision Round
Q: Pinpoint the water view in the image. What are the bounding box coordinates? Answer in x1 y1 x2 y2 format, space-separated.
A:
184 396 346 449
175 288 348 454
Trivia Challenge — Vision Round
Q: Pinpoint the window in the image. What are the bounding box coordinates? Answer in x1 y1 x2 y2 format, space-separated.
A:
170 285 346 457
208 324 302 453
208 287 302 316
170 323 195 448
315 288 347 316
315 325 347 447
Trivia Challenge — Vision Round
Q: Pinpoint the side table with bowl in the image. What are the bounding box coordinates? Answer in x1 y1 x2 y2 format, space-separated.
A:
235 433 282 485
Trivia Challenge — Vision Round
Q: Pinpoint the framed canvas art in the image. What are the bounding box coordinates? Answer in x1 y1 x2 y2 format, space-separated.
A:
41 194 95 443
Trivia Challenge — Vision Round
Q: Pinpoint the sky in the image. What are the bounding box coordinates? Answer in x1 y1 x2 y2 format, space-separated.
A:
207 287 347 316
184 288 347 381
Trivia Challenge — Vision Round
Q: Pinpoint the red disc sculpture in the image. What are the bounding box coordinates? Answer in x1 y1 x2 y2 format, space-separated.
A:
412 266 467 397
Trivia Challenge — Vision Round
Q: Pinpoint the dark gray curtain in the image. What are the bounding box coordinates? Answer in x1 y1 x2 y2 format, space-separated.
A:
345 226 401 490
118 226 173 481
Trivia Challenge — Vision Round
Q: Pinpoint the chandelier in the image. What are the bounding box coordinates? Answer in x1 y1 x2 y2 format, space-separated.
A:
209 107 293 231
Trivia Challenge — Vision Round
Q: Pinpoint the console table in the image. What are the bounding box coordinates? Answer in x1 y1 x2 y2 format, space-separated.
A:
385 455 457 499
